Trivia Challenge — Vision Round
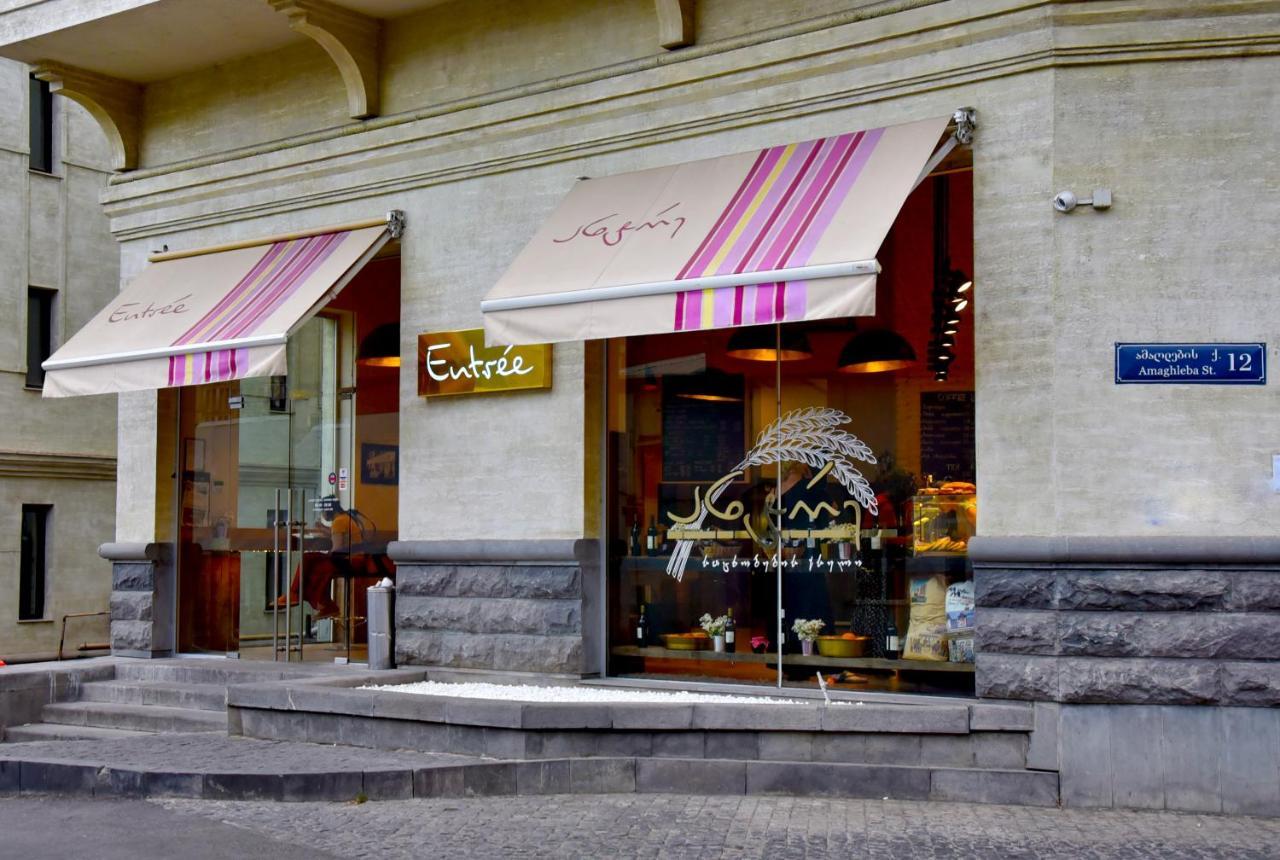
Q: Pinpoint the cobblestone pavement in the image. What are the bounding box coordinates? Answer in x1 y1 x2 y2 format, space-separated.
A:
0 732 475 772
160 794 1280 859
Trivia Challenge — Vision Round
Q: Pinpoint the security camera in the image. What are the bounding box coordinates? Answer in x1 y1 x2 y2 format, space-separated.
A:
1052 191 1078 213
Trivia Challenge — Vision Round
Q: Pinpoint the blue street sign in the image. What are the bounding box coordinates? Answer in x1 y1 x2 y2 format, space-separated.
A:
1115 343 1266 385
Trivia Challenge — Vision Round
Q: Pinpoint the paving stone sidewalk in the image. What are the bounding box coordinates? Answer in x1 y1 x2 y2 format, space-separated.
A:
164 794 1280 859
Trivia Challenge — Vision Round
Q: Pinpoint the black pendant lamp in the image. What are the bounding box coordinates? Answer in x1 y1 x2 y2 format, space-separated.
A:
674 368 745 402
357 322 400 368
725 325 813 362
837 329 917 373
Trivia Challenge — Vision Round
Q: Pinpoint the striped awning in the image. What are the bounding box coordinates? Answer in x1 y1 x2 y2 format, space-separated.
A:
482 116 950 346
41 214 400 398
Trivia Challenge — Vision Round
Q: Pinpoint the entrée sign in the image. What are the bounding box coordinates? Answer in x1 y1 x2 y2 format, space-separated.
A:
417 328 552 397
1115 343 1266 385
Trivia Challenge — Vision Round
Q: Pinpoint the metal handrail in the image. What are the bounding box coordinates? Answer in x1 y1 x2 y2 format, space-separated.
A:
58 610 109 660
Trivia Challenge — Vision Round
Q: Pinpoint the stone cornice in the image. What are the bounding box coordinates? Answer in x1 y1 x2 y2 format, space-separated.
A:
100 0 1280 238
0 450 117 481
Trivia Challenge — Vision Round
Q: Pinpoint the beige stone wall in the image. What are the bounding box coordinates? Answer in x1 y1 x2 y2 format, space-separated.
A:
70 0 1280 543
0 57 118 658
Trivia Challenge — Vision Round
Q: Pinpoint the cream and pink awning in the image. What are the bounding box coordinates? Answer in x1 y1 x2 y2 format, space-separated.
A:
482 115 952 346
42 215 401 398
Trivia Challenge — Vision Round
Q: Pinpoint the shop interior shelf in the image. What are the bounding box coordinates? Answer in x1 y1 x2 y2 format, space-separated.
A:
610 645 975 673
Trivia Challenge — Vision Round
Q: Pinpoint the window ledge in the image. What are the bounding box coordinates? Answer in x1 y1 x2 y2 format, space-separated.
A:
17 618 54 624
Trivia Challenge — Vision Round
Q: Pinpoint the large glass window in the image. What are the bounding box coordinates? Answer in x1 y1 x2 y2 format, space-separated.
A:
606 169 975 696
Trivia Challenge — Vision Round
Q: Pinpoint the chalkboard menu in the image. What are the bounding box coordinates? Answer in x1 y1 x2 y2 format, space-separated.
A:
662 373 746 482
920 391 975 483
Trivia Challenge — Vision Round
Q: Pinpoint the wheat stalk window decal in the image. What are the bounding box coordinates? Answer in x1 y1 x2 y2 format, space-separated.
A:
665 407 878 581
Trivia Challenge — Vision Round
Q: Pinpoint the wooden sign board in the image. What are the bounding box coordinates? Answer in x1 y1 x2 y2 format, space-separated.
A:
417 329 552 397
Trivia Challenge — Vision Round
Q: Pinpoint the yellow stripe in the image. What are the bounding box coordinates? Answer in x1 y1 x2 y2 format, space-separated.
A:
698 143 797 276
181 240 302 344
700 288 715 328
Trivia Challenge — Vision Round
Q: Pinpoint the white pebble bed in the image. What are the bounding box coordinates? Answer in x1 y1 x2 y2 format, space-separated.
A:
361 680 856 706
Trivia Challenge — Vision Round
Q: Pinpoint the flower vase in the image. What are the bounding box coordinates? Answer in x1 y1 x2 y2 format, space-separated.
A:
801 640 814 656
713 634 725 653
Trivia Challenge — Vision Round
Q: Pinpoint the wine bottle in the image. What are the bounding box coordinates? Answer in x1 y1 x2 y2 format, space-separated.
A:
884 619 901 660
636 603 649 647
646 517 658 556
724 609 735 649
629 519 642 556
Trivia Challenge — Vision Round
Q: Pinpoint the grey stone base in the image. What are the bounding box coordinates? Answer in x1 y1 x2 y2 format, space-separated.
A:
970 536 1280 706
390 539 601 676
101 543 174 658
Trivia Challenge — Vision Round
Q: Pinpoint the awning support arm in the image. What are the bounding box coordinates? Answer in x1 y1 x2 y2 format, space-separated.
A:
911 107 976 193
481 259 880 314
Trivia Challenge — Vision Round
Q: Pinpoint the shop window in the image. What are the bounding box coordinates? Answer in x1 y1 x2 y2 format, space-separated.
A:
29 74 53 174
606 170 975 696
20 504 52 621
26 287 56 389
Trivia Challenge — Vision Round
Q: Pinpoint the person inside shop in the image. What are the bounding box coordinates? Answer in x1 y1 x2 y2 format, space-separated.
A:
274 495 390 620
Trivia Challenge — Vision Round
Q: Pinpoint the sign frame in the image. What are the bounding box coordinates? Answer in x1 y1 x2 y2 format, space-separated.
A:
1114 342 1266 386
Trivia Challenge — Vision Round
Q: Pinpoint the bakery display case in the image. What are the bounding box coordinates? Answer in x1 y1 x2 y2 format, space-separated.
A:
912 483 976 556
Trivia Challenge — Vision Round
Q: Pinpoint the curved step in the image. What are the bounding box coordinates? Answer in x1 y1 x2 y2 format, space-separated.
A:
40 701 226 733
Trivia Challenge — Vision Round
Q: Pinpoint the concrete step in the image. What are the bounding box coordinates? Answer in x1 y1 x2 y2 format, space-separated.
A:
3 723 155 742
113 662 317 686
78 681 228 712
40 701 226 734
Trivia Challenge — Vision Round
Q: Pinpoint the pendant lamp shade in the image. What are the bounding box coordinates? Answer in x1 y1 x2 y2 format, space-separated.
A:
837 329 916 373
725 325 814 361
358 322 400 367
672 368 745 402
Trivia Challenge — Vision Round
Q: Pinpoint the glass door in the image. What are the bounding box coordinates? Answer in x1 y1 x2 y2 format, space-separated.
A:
176 314 353 661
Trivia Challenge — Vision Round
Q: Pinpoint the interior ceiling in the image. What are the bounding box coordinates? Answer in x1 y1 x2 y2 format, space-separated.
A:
1 0 456 83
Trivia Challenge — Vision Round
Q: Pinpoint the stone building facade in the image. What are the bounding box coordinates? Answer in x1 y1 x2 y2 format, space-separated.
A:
0 57 117 662
1 0 1276 813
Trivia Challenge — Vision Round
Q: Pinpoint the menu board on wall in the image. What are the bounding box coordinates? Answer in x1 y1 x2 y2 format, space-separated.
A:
920 391 975 483
661 375 746 482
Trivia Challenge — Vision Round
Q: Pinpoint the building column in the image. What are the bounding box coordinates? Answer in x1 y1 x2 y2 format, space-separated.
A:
99 542 175 658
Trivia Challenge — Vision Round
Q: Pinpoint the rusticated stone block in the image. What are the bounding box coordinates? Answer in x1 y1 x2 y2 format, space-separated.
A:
109 590 153 622
975 608 1057 655
396 564 580 600
1224 571 1280 611
111 620 154 652
973 568 1055 609
111 562 155 592
1058 612 1280 660
975 654 1058 701
1056 570 1228 612
397 595 580 636
1058 658 1218 705
396 629 584 675
1220 662 1280 707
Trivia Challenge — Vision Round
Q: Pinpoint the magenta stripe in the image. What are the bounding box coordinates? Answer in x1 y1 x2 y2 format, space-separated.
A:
177 239 307 345
755 132 862 271
673 291 686 330
166 355 178 386
230 349 240 378
713 139 824 275
783 127 883 268
200 236 324 341
732 286 744 326
754 283 775 323
775 283 786 320
679 145 788 279
174 243 290 345
742 133 858 272
676 148 776 280
210 234 342 340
